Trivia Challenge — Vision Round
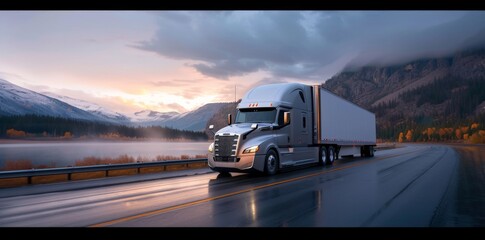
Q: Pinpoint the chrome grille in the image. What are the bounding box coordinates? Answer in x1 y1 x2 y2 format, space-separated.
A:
214 134 238 162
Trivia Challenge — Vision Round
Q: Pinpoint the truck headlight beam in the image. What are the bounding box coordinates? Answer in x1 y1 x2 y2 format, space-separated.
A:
208 142 215 153
243 145 259 154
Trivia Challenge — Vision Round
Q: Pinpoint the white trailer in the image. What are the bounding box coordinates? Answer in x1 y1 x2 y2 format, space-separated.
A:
314 86 376 159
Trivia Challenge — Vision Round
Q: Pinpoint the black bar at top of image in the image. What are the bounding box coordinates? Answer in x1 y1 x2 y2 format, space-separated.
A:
1 0 485 11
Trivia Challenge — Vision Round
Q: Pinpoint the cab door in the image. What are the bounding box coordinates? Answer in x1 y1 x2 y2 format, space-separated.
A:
275 108 294 166
276 108 292 147
300 112 308 144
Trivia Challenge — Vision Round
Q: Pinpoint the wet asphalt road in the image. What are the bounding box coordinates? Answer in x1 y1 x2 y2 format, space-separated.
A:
0 144 484 227
432 144 485 226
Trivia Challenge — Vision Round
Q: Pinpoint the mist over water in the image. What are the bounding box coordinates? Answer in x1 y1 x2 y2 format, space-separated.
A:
0 141 209 169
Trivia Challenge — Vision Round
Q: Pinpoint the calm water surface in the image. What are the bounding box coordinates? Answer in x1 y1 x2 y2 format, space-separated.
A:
0 141 210 168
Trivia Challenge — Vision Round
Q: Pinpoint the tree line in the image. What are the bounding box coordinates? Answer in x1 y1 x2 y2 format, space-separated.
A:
395 122 485 144
370 75 485 142
0 114 207 141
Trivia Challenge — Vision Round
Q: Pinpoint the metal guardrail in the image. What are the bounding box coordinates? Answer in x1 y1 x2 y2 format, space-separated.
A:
0 158 208 184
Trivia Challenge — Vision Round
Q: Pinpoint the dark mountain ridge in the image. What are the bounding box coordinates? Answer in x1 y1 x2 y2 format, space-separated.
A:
324 49 485 142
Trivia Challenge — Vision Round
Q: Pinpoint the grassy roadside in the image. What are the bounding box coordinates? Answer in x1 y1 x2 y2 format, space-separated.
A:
0 154 209 188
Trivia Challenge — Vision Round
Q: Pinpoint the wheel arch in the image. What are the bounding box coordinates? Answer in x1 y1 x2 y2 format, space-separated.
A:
264 144 280 168
264 147 280 175
251 142 279 172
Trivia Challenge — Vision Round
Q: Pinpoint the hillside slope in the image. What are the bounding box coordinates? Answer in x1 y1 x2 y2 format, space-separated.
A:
323 49 485 141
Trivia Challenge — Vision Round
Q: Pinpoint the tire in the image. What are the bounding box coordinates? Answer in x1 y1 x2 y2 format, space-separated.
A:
361 146 374 158
326 146 335 165
264 149 279 175
319 146 328 166
216 171 231 178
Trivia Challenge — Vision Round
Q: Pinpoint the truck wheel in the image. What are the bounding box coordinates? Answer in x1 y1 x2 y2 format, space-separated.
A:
217 171 231 178
319 146 328 166
265 149 279 175
326 146 335 165
369 146 374 157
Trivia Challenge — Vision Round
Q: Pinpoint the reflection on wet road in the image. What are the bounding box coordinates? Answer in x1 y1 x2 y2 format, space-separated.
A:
433 144 485 226
0 144 484 227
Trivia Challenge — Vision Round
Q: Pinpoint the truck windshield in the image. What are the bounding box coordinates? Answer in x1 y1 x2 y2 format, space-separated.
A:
235 108 277 124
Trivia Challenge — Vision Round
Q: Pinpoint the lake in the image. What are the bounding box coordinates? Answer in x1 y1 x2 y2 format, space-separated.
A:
0 141 210 169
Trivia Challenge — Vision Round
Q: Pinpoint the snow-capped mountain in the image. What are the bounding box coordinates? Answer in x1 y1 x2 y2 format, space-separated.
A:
128 103 228 131
0 79 103 121
131 110 179 123
41 92 179 124
159 102 228 131
42 92 130 123
0 78 229 132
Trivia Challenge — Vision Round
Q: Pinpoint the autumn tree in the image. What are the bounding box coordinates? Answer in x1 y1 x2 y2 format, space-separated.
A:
480 130 485 138
470 133 483 144
455 128 462 140
427 128 435 141
447 128 454 134
439 128 446 140
6 128 26 138
405 130 413 142
63 131 72 138
398 132 404 143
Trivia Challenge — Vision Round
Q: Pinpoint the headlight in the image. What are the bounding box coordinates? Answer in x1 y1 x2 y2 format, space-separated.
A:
208 142 214 153
243 145 259 154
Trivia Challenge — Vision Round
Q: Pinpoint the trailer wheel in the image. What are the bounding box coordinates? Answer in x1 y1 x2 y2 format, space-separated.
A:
264 149 279 175
360 146 374 158
326 146 335 165
319 146 327 166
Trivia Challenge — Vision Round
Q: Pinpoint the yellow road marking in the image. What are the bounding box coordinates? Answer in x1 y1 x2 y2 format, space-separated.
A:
90 149 421 227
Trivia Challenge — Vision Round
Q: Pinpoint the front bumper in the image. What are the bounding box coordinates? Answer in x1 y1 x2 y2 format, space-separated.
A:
208 152 266 172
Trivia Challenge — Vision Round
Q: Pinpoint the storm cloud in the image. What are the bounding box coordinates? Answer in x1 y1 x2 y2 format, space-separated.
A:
137 11 485 81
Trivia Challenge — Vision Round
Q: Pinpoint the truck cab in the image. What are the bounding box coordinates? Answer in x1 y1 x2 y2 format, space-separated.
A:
207 83 317 175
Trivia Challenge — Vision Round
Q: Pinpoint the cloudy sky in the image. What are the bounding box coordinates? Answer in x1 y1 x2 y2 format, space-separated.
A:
1 11 484 115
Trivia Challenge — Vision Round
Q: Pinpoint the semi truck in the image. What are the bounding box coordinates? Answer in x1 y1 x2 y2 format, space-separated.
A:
207 83 376 175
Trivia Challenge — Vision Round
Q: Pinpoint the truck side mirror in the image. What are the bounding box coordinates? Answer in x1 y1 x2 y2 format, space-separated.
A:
227 114 232 125
284 112 291 125
208 124 215 135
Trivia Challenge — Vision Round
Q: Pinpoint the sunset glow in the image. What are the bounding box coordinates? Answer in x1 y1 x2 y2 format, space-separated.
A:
1 11 483 114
